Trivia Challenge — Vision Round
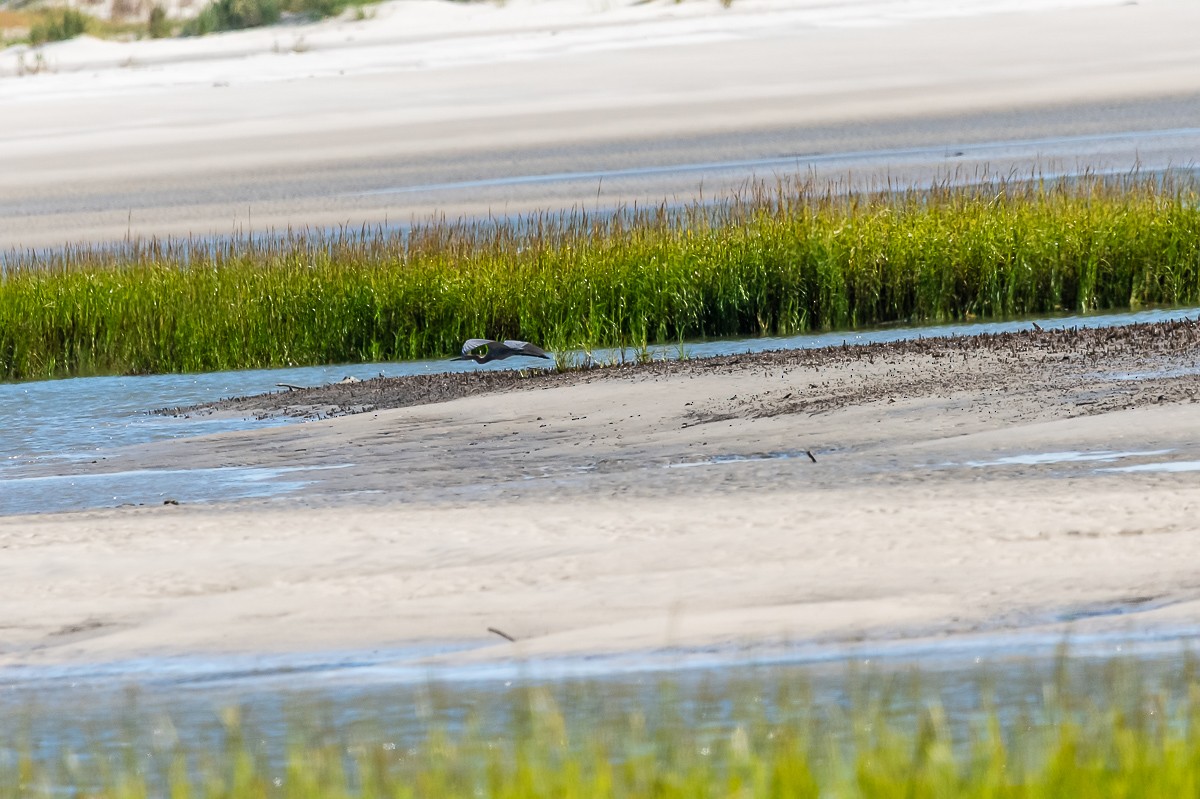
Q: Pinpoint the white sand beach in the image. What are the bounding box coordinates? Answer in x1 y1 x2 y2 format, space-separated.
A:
2 0 1199 247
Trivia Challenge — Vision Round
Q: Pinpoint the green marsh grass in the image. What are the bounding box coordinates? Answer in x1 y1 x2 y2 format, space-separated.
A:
5 652 1200 797
3 173 1199 381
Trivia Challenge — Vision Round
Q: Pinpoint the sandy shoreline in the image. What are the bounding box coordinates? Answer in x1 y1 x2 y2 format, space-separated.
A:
3 0 1200 248
2 322 1198 668
162 320 1200 422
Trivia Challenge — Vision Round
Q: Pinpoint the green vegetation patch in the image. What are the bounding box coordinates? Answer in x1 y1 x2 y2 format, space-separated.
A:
7 5 176 49
27 6 88 44
184 0 280 34
2 174 1199 381
6 652 1200 797
183 0 372 35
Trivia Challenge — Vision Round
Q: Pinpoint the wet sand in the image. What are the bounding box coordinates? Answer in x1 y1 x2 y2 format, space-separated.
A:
2 321 1198 667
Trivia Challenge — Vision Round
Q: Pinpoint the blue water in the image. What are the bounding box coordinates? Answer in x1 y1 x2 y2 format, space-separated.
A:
1 305 1197 515
2 621 1193 695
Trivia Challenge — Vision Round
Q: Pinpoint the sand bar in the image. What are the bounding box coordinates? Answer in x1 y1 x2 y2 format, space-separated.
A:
2 322 1198 667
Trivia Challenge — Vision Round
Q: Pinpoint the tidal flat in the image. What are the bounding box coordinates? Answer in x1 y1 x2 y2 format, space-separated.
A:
4 318 1198 665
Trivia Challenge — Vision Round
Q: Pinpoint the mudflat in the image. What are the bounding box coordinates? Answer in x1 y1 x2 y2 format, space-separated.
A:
2 321 1198 666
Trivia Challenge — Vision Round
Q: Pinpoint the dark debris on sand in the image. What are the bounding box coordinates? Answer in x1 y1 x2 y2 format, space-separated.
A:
157 319 1200 420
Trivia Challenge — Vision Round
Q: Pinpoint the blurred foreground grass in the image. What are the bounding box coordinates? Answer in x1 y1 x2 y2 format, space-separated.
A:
4 651 1200 797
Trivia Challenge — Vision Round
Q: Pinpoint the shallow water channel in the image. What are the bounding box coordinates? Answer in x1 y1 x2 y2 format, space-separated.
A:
1 628 1197 787
2 305 1198 516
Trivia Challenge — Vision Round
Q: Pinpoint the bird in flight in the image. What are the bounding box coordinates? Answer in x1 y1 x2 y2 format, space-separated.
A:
454 339 551 364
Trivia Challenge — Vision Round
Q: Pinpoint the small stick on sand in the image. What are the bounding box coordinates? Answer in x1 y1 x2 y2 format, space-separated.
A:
276 383 307 391
487 626 517 642
806 450 817 463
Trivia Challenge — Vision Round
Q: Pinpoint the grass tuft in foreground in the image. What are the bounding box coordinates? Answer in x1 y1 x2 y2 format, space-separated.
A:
2 172 1199 381
4 652 1200 797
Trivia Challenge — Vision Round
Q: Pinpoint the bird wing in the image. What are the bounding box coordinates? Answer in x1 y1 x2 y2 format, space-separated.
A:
503 340 549 357
461 338 496 355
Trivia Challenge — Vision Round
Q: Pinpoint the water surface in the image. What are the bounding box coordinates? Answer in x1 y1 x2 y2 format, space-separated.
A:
2 626 1197 783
